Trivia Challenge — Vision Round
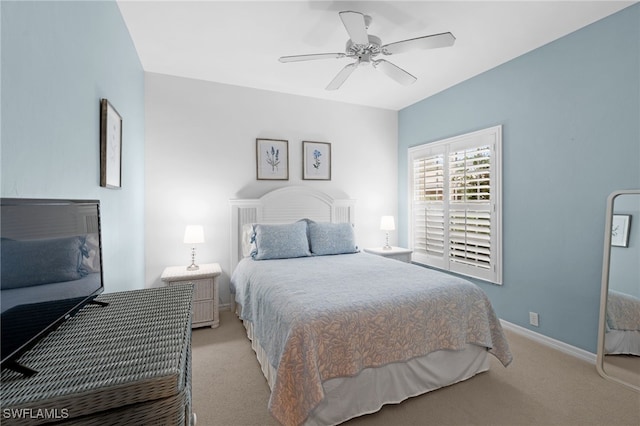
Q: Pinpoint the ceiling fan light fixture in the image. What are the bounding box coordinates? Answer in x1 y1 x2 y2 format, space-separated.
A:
363 14 373 29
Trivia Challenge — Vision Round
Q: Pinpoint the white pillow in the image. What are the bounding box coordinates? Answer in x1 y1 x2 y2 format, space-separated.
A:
241 224 255 258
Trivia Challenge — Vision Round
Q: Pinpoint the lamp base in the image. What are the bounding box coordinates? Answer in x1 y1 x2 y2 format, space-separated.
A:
187 246 200 270
382 232 392 250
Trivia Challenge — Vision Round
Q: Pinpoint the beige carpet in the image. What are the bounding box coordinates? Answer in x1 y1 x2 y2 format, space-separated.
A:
192 310 640 426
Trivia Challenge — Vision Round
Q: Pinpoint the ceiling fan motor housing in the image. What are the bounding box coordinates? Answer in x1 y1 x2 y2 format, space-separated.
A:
345 35 381 64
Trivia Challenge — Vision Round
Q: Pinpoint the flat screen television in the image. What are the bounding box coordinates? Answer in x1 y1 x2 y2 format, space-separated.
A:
1 198 105 376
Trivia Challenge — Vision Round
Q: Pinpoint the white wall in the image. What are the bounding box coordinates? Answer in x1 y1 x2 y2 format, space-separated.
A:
145 73 398 305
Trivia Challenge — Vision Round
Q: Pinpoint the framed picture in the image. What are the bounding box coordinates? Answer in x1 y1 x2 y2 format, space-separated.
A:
100 99 122 188
256 138 288 180
611 214 631 247
303 141 331 180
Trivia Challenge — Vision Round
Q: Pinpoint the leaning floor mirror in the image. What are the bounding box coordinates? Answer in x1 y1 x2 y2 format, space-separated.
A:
597 189 640 391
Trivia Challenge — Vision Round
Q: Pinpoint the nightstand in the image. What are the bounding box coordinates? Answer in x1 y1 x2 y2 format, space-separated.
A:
161 263 221 328
364 247 413 263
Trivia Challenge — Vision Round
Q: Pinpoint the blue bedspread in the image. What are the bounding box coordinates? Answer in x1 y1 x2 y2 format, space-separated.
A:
231 252 511 426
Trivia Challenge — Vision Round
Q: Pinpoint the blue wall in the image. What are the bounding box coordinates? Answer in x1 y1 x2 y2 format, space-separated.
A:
398 4 639 353
1 1 145 292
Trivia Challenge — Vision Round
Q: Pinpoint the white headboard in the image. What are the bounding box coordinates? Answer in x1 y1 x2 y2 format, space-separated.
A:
229 186 356 272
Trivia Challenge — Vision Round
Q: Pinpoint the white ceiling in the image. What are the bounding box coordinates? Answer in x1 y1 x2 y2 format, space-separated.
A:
117 1 634 111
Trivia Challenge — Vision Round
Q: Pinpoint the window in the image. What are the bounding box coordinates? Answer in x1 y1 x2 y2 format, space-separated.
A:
409 126 502 284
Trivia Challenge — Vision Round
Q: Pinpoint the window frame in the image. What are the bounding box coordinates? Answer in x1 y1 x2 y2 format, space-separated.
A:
408 125 503 284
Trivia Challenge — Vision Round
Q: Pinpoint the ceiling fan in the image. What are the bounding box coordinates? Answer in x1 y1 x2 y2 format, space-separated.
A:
279 11 456 90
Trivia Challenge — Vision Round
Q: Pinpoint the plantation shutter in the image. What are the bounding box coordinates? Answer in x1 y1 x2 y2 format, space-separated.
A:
409 126 502 284
448 144 492 276
411 154 447 269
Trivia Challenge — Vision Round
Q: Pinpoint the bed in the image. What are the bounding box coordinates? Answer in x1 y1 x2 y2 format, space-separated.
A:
229 187 512 426
605 290 640 355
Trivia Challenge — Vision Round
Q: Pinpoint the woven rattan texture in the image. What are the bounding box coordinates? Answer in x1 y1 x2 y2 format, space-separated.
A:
1 284 193 425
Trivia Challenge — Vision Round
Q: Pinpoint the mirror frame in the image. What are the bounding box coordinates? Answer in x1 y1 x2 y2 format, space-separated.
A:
596 189 640 392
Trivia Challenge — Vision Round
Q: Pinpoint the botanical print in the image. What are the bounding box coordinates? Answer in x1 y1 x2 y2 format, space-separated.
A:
312 149 322 170
256 139 288 180
266 146 280 172
100 99 122 189
105 107 121 186
303 141 331 180
611 214 631 247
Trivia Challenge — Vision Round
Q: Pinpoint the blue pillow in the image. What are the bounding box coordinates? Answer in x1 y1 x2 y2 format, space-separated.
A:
251 222 311 260
308 222 358 255
1 236 88 289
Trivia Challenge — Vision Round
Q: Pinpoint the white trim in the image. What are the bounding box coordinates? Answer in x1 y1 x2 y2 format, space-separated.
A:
408 125 502 284
500 319 596 364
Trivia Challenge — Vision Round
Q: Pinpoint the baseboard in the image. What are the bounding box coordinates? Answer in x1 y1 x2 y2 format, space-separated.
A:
219 303 232 311
500 319 597 364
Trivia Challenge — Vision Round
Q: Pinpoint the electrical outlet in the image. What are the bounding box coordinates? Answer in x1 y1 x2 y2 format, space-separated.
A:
529 312 539 327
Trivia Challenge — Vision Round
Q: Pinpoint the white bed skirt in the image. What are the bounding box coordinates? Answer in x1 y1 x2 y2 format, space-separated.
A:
605 330 640 355
241 316 490 426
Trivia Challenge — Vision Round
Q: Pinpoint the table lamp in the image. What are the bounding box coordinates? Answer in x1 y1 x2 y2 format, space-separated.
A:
380 216 395 250
184 225 205 271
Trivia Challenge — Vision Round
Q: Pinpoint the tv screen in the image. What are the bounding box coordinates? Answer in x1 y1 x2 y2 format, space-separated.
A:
1 198 104 375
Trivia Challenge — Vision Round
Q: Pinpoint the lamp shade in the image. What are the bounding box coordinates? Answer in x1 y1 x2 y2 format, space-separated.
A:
380 216 395 231
183 225 205 244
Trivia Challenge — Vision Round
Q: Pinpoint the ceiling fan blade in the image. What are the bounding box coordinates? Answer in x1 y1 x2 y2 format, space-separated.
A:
279 53 346 63
326 61 358 91
339 11 369 45
373 59 416 85
382 32 456 55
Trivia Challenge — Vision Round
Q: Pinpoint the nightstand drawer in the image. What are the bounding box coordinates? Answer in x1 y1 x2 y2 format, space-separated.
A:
193 300 214 325
172 278 213 301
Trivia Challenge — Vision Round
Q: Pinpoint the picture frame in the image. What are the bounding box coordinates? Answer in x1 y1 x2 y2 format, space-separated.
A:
611 214 631 247
100 98 122 188
256 138 289 180
303 141 331 180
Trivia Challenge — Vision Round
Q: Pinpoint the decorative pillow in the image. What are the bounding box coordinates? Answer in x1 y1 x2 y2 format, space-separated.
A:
297 218 315 246
251 221 311 260
1 236 88 289
308 222 358 256
80 233 101 273
241 224 256 258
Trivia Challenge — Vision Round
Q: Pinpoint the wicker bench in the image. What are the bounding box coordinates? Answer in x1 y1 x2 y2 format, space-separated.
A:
1 284 194 425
